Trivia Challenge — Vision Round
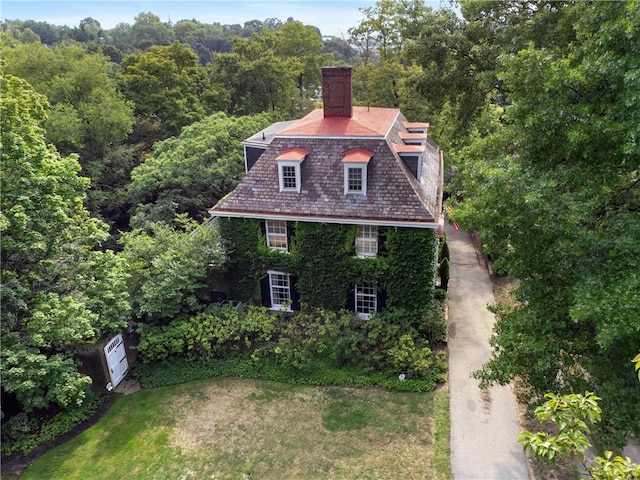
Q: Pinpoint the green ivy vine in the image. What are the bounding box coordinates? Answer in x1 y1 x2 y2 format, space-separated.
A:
217 218 439 312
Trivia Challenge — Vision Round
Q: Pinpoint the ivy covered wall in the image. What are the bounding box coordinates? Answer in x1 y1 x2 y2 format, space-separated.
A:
217 217 439 313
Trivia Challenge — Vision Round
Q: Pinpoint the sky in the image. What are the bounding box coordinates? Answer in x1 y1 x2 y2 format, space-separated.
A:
2 0 447 38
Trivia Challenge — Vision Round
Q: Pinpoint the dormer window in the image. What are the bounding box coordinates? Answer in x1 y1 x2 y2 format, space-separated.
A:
342 148 373 195
400 132 427 146
347 166 364 193
277 148 308 193
281 165 298 190
394 144 425 180
403 122 429 135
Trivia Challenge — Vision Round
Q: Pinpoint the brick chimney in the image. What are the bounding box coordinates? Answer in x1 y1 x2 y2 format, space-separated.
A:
322 67 353 118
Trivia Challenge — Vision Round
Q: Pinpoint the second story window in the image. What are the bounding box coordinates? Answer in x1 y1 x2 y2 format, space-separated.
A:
356 225 378 257
266 220 288 251
276 148 308 193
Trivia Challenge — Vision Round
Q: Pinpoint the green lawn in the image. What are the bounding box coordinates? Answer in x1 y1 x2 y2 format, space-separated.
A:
21 378 451 480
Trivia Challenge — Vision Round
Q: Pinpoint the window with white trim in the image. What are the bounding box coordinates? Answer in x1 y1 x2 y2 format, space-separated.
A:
403 138 425 146
356 225 378 257
268 271 291 311
355 283 377 319
344 164 367 194
398 153 422 180
266 220 288 251
278 161 301 192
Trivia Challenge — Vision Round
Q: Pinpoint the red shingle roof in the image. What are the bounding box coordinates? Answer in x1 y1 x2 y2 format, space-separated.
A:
342 148 374 163
278 106 399 137
276 148 309 161
394 144 426 154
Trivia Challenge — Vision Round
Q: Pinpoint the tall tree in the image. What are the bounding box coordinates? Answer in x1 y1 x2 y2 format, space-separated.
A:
349 0 429 63
127 111 276 227
1 37 134 158
450 1 640 447
0 74 130 414
76 17 102 42
129 12 175 50
122 40 225 136
273 21 332 98
173 19 226 65
120 216 224 324
212 32 298 115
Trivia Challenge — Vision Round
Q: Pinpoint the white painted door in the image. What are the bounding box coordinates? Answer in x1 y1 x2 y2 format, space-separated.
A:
104 333 128 388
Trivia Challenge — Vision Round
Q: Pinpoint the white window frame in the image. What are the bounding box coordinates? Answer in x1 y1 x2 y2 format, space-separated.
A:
355 283 377 319
278 161 302 193
266 220 288 251
356 225 378 257
398 152 423 180
344 163 367 195
268 271 292 311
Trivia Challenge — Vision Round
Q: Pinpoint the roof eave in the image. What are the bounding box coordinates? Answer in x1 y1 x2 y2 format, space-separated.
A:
208 209 440 229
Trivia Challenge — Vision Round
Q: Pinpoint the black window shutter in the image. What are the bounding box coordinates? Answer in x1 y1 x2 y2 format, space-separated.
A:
290 275 300 311
287 222 295 252
260 275 271 307
346 287 356 312
377 288 387 313
378 227 387 256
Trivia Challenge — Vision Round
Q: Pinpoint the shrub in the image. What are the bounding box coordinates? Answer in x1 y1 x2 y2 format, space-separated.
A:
386 334 434 377
1 390 105 456
134 303 449 392
422 298 448 345
439 235 450 263
439 257 450 291
135 305 277 363
274 309 360 370
133 356 441 393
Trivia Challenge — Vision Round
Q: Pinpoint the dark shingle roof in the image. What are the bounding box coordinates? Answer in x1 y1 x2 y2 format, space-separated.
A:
210 108 442 227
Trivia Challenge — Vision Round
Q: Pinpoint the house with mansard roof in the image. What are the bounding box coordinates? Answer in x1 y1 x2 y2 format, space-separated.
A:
210 67 444 318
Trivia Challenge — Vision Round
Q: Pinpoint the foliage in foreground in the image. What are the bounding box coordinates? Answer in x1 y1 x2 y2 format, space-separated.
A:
134 356 444 394
1 390 105 456
1 73 131 417
451 1 640 447
520 392 640 480
133 303 447 392
119 216 225 322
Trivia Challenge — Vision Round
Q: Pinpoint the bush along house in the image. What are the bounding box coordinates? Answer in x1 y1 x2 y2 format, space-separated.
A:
210 67 444 319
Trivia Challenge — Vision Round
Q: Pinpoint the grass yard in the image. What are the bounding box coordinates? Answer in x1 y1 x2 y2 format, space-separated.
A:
21 378 451 480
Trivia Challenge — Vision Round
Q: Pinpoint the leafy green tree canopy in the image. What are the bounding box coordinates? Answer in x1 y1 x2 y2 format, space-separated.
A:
127 111 276 227
1 74 130 413
211 31 300 116
1 36 134 158
450 1 640 447
120 216 224 324
122 40 225 135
